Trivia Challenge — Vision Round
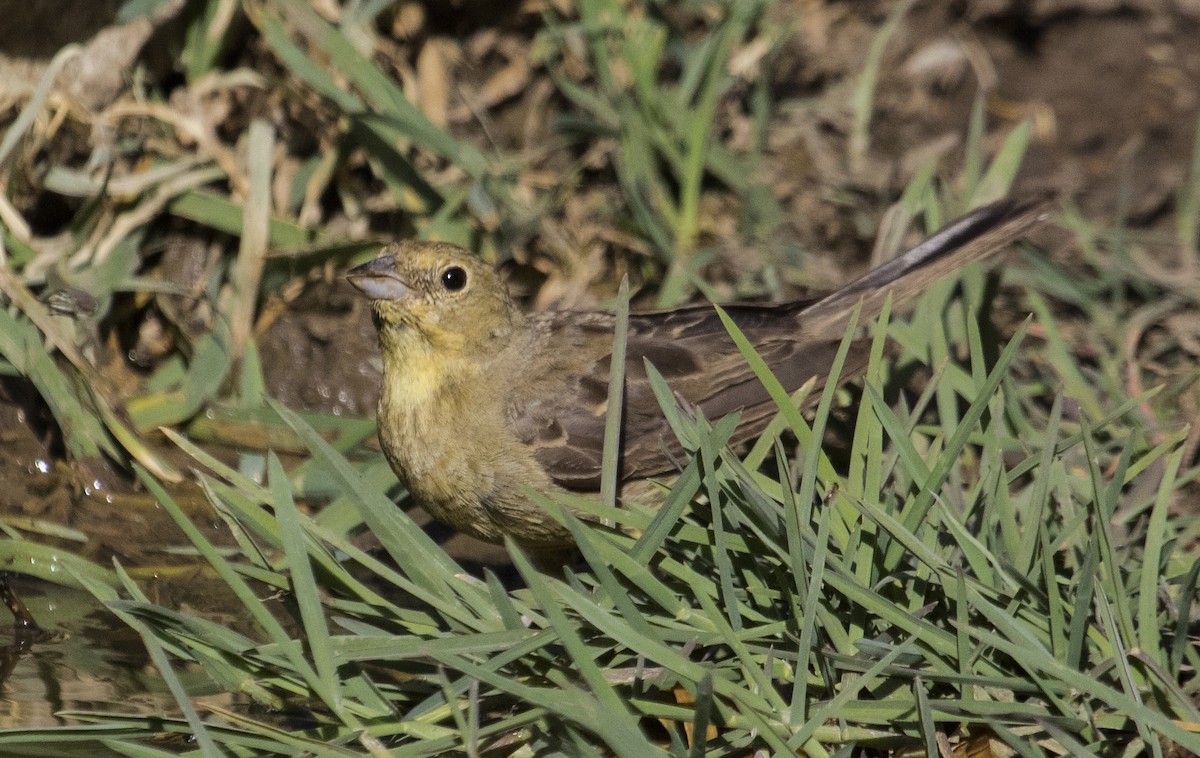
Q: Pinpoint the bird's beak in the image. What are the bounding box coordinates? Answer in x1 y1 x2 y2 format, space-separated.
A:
347 257 410 301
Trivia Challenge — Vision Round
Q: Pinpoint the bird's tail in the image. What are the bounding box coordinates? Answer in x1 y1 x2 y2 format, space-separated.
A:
801 197 1048 340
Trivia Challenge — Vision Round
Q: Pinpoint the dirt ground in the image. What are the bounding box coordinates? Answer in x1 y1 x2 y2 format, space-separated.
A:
1 0 1198 565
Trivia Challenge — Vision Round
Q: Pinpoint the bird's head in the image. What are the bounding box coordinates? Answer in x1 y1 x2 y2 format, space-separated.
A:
347 241 522 356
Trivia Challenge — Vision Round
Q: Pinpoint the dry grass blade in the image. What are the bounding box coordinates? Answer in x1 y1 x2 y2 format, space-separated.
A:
230 119 274 356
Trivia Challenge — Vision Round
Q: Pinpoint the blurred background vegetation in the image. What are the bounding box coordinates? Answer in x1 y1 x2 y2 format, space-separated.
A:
0 0 1198 754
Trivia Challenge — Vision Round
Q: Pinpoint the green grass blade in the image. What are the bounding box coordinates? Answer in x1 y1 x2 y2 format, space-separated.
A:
848 0 916 173
1136 446 1182 664
268 453 345 717
972 119 1031 207
601 277 630 511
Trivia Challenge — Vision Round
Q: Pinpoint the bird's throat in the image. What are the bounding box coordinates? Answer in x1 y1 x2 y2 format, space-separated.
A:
377 325 474 416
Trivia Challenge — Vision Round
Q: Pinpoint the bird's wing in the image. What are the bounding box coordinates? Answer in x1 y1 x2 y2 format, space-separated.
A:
506 302 857 490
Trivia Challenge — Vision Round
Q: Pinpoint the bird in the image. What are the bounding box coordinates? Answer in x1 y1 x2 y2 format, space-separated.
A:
347 198 1046 551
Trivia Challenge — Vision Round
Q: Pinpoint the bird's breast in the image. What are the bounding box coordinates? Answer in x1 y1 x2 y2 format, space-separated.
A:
373 340 572 545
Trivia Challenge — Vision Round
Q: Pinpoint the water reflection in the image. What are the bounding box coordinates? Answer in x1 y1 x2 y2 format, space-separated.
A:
0 575 175 728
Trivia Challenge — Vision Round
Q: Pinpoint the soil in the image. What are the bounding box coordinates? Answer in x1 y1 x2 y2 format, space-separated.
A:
1 1 1198 567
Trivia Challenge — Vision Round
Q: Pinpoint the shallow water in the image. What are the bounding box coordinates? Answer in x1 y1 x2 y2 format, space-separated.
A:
0 577 173 729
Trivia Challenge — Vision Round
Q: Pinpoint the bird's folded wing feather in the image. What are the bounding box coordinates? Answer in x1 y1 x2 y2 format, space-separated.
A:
506 301 858 490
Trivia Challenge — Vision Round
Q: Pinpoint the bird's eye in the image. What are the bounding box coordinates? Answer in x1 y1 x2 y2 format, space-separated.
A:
440 266 468 292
